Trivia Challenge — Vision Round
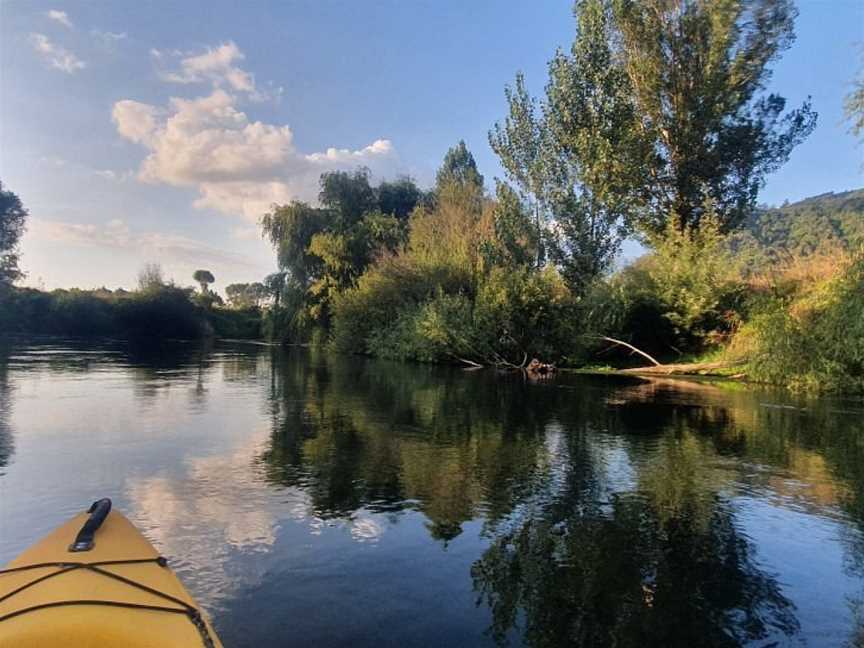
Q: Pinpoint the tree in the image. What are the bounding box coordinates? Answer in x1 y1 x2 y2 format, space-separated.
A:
226 282 267 309
193 269 215 294
261 170 425 331
377 176 428 220
846 51 864 141
262 272 286 307
137 263 164 292
609 0 816 234
490 2 633 288
319 168 377 226
0 181 28 287
496 0 816 243
436 140 485 193
261 201 332 286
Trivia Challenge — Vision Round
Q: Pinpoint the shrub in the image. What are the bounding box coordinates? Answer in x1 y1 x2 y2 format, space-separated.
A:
0 285 210 340
644 218 747 346
207 307 261 339
114 286 203 339
739 254 864 392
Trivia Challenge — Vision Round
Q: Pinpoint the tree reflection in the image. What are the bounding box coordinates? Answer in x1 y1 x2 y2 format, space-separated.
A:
258 350 581 540
471 421 800 647
0 342 13 471
254 354 864 644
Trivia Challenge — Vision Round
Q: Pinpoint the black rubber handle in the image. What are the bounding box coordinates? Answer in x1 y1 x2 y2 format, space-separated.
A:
68 498 112 552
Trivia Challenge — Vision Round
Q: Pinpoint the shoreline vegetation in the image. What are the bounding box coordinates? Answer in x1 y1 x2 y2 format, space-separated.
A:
2 0 863 394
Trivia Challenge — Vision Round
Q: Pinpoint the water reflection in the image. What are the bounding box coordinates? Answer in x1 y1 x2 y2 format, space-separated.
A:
471 433 799 646
0 342 14 471
1 340 863 646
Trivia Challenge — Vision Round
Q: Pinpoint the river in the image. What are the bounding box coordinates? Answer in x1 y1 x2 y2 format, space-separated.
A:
0 338 861 647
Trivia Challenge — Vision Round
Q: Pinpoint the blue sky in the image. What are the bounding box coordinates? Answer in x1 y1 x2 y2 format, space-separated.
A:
1 1 862 291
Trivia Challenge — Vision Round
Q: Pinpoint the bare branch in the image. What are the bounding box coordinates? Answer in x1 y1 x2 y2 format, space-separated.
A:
584 335 662 366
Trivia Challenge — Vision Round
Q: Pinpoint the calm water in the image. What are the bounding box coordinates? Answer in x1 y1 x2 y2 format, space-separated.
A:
1 338 862 647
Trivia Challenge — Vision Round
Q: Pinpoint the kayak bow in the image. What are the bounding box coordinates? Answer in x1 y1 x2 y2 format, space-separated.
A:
0 499 223 647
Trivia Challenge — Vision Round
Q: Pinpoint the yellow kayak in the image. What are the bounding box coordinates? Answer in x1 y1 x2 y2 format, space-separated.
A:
0 499 223 647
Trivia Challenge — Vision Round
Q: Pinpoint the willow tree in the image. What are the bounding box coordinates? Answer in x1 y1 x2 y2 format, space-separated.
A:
0 181 27 287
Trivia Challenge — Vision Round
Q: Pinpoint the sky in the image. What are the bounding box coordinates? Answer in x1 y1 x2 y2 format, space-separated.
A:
1 1 862 292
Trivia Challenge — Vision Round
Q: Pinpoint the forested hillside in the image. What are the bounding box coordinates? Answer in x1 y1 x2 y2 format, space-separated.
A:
741 189 864 260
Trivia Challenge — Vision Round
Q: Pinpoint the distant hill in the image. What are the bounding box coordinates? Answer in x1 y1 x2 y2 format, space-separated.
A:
740 189 864 259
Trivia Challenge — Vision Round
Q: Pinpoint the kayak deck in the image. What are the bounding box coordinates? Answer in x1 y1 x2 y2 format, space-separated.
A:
0 507 222 647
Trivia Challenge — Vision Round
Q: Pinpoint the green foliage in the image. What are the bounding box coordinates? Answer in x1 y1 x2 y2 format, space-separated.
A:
261 201 331 286
137 263 165 292
329 185 488 356
319 168 378 226
489 2 636 289
207 307 261 339
0 181 27 287
735 190 864 265
331 180 578 365
192 290 223 310
643 217 747 344
261 170 425 335
740 255 864 392
585 217 748 360
474 266 576 362
435 140 484 193
0 284 207 340
114 285 204 339
483 182 539 269
262 278 311 345
610 0 817 235
225 282 267 309
378 176 431 219
495 0 816 247
846 52 864 140
360 268 576 365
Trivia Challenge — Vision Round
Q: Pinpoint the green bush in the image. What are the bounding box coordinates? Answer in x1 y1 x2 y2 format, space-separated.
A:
741 255 864 392
0 285 210 340
590 218 749 361
367 292 476 362
644 218 747 346
207 307 261 339
334 262 578 365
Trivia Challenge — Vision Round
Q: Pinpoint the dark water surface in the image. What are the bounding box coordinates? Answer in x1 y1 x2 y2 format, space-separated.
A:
1 338 862 647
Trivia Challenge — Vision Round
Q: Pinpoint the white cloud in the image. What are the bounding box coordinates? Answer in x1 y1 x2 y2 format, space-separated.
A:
28 217 260 270
112 100 163 144
94 169 134 182
113 85 398 221
30 33 85 73
156 41 262 97
46 10 73 28
92 29 127 46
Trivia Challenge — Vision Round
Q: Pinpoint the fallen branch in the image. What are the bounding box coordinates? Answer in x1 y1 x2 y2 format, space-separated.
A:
585 336 662 366
618 359 746 375
451 355 484 368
